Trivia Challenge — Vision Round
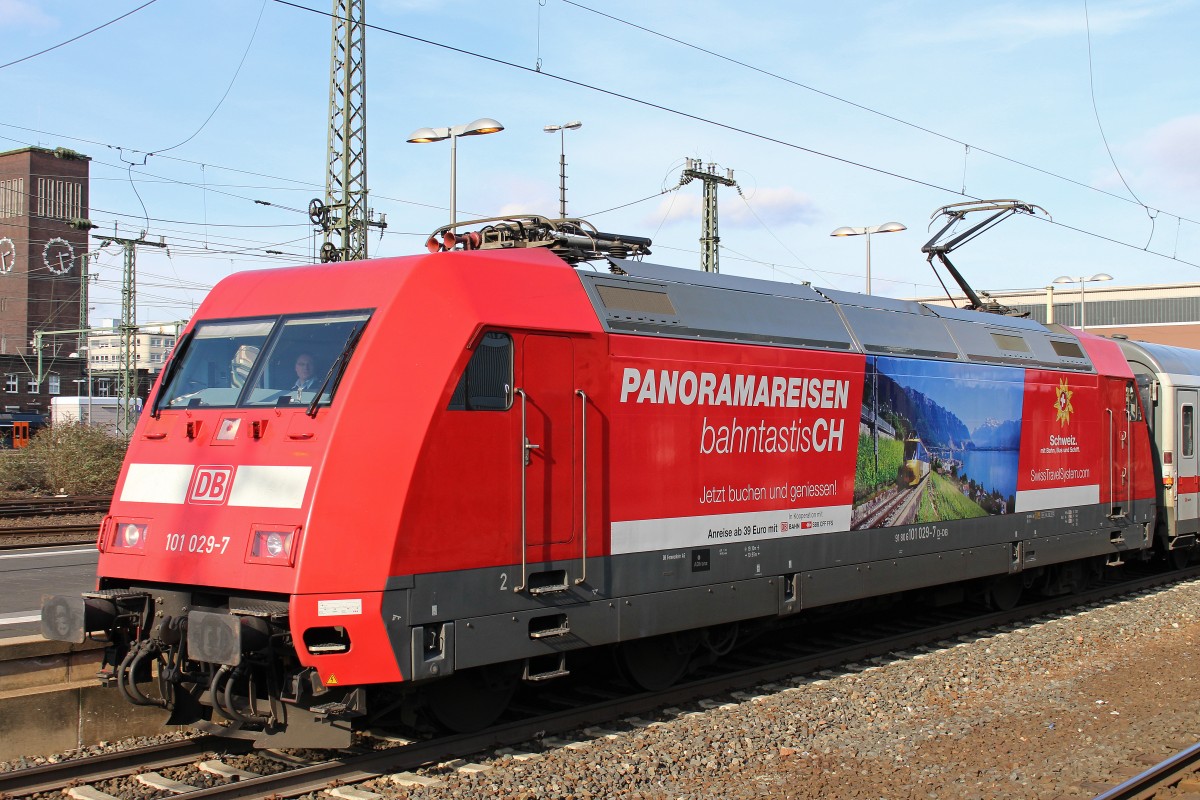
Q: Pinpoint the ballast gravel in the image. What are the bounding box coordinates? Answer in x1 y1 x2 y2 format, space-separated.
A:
345 578 1200 800
7 579 1200 798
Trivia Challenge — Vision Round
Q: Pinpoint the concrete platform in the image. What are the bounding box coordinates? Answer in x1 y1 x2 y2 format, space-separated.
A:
0 635 179 761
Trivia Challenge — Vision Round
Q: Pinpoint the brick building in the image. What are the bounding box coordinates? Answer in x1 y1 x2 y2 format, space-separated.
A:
0 146 89 435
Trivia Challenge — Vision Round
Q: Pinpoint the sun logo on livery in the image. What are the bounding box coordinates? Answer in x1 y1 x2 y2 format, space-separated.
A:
1054 378 1074 427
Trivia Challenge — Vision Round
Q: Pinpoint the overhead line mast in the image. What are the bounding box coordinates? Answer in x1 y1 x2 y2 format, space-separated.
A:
679 158 737 274
313 0 385 263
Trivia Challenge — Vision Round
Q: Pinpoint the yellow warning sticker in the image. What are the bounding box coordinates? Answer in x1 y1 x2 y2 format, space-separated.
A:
326 674 338 685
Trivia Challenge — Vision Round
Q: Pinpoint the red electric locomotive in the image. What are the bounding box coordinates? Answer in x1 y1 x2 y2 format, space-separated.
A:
42 216 1170 746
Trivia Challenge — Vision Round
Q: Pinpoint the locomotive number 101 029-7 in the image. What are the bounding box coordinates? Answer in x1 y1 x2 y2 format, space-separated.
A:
165 532 231 555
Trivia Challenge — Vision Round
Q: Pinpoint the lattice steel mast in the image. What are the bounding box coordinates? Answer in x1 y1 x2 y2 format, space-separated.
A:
679 158 737 273
313 0 384 263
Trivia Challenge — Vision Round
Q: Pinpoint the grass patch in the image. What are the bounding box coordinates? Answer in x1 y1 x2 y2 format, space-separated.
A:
854 433 906 502
916 471 987 522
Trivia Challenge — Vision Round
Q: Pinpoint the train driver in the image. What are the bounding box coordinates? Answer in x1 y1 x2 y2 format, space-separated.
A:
292 353 318 400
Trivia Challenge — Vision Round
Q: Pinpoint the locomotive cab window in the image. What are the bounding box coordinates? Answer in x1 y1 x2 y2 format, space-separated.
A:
159 320 274 408
242 312 371 408
1126 381 1143 422
157 311 371 409
449 332 512 410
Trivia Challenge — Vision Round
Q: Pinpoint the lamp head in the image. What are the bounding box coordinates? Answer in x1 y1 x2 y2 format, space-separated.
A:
407 127 447 144
830 226 859 237
877 221 906 233
1089 272 1113 282
1052 276 1075 285
462 117 504 136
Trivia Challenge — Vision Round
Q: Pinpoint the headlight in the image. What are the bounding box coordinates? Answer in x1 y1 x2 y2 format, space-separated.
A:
247 527 299 566
110 521 148 552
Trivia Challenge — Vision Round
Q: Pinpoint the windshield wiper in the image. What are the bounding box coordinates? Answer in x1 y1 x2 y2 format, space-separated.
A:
307 324 365 418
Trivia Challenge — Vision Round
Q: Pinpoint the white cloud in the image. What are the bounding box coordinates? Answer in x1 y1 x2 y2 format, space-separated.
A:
641 186 818 231
901 0 1179 48
0 0 55 28
1133 114 1200 192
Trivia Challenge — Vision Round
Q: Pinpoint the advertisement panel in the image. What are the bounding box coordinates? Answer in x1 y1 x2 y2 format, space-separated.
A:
609 341 1104 555
608 339 864 554
1014 370 1102 511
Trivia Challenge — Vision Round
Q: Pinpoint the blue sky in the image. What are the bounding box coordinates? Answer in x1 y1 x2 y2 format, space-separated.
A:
3 0 1198 325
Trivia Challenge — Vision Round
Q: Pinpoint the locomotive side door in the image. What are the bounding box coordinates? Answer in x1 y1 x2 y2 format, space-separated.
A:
1176 389 1198 535
518 334 578 567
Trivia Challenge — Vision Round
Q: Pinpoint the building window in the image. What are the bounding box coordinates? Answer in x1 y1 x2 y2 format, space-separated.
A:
26 377 39 394
98 379 111 397
48 374 61 395
36 178 83 220
0 178 24 218
4 374 17 393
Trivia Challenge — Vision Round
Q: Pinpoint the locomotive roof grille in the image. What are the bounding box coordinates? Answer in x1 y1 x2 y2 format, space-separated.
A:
579 259 1097 373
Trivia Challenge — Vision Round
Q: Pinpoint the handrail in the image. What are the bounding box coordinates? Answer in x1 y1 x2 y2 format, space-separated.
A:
575 390 588 585
1106 408 1115 518
515 388 529 592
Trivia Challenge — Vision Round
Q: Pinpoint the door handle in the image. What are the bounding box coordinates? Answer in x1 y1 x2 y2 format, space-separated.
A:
524 438 540 466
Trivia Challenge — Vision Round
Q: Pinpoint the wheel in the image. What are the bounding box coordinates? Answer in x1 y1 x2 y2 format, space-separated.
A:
423 664 519 733
987 574 1024 611
617 633 697 692
319 242 341 263
1170 546 1192 570
308 198 328 227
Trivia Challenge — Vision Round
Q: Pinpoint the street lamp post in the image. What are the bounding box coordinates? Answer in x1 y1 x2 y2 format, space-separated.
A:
544 121 582 219
830 222 907 295
1053 273 1113 330
406 118 504 226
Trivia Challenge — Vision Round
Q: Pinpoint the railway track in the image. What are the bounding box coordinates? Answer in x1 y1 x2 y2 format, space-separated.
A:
1090 741 1200 799
0 522 99 548
3 563 1195 799
0 495 109 518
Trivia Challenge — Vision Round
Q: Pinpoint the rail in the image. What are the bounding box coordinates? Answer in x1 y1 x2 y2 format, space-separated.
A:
1091 739 1200 799
2 564 1197 798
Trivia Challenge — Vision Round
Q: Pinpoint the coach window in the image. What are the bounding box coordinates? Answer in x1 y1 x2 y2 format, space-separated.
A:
1184 406 1195 459
448 332 512 410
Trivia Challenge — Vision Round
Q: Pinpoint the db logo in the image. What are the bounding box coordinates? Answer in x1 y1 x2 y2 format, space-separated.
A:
189 466 235 504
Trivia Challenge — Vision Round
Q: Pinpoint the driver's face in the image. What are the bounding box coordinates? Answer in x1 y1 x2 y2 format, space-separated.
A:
295 355 314 380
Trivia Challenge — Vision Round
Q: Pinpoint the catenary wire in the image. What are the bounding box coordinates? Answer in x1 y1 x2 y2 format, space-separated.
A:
270 0 1200 273
560 0 1197 230
0 1 161 71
